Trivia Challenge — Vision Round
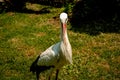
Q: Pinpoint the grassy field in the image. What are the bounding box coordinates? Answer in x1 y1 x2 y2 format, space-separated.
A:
0 3 120 80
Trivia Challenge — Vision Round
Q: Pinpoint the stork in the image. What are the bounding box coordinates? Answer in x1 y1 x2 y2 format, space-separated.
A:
30 12 72 80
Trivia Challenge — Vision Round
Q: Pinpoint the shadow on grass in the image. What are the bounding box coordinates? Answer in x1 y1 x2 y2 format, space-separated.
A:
16 7 50 14
0 0 65 14
69 0 120 35
0 3 51 14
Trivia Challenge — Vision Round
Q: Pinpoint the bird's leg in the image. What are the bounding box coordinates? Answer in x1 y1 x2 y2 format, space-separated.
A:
55 69 59 80
36 71 40 80
48 76 50 80
47 68 54 80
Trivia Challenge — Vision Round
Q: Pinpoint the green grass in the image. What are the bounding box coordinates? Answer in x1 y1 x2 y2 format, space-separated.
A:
0 4 120 80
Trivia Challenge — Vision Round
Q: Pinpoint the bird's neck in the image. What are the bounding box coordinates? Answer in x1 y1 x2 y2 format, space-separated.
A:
60 23 72 64
61 23 69 44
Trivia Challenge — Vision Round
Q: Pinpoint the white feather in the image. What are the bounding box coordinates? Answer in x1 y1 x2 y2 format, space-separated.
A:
37 40 72 68
37 42 61 66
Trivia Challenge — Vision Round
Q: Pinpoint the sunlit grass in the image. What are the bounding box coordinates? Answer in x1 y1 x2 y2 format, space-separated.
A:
0 4 120 80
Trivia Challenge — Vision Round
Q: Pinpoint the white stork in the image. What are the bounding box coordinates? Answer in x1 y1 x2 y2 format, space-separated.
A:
30 12 72 80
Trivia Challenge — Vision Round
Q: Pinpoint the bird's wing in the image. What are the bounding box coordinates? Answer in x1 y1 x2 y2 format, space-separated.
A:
37 42 61 66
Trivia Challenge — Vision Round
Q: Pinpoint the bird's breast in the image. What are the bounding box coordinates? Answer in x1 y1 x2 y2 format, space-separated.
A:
60 42 72 64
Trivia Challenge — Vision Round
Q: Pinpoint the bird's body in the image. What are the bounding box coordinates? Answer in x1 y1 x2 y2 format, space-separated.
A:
30 12 72 80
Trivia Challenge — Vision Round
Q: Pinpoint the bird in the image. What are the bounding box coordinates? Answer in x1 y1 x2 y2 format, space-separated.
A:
30 12 72 80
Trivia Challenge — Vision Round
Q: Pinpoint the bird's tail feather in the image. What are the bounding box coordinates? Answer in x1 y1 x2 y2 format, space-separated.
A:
30 56 54 74
30 56 40 73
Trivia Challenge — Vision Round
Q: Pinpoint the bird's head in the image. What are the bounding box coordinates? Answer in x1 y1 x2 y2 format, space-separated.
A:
60 12 68 24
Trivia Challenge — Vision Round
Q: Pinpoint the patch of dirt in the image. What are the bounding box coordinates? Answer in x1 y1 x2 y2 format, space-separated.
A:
32 32 46 37
25 47 36 57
